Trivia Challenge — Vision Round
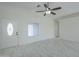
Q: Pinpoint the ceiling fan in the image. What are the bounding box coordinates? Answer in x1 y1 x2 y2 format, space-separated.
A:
36 2 62 16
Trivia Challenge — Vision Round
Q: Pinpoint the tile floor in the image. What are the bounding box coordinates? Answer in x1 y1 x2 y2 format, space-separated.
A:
0 39 79 57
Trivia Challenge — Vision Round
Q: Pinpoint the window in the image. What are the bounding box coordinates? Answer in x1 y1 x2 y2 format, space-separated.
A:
7 23 13 36
28 23 39 37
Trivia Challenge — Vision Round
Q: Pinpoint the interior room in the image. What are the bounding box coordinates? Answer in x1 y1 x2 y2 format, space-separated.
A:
0 2 79 57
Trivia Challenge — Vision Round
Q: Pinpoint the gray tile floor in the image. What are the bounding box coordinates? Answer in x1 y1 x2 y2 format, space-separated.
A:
0 39 79 57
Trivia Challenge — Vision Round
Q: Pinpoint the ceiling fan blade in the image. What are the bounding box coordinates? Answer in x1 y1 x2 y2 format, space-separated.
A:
51 7 62 10
44 13 46 16
36 11 45 12
51 12 56 15
37 5 41 8
44 4 48 8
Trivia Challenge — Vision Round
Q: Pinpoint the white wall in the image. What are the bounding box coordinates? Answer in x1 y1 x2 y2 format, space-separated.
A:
59 15 79 42
0 20 2 48
0 6 55 49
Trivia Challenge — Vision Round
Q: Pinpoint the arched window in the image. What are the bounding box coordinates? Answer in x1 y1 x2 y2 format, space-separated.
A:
7 23 13 36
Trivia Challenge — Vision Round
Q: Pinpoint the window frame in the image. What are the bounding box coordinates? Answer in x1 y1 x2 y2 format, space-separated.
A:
28 23 39 37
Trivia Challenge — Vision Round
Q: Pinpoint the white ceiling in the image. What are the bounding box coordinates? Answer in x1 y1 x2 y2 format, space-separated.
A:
0 2 79 19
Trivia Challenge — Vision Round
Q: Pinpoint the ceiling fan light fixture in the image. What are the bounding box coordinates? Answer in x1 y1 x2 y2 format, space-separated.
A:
46 11 51 14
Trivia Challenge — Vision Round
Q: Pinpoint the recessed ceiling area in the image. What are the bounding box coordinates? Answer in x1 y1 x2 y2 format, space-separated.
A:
0 2 79 19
